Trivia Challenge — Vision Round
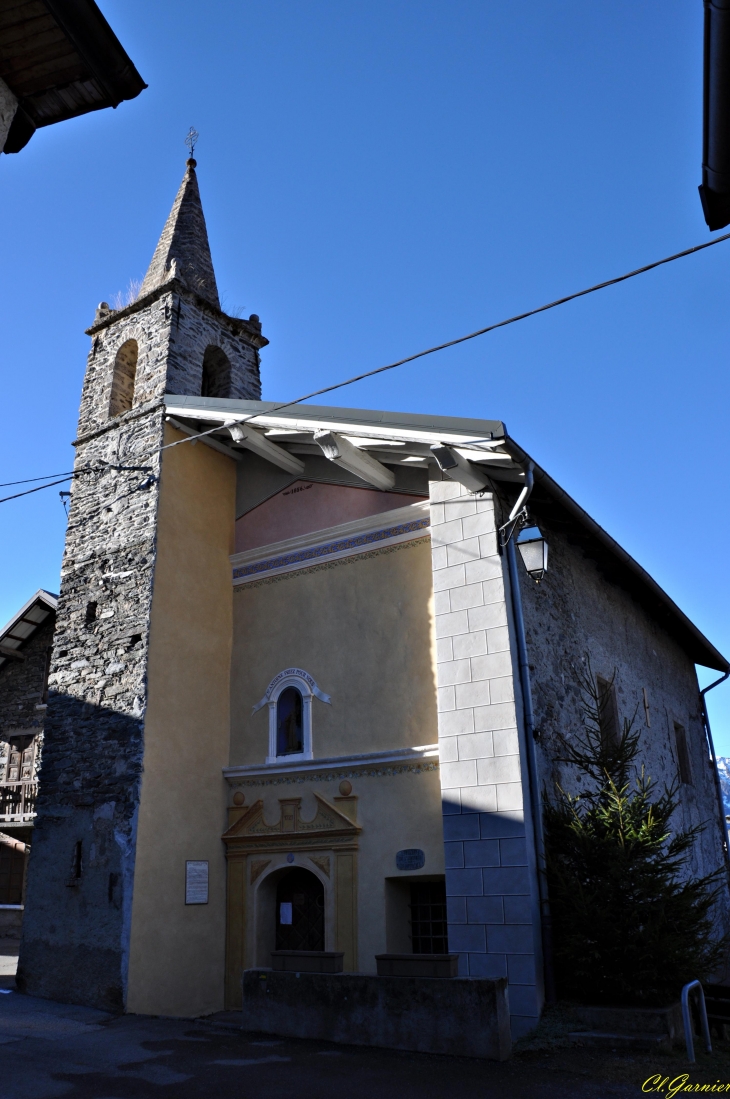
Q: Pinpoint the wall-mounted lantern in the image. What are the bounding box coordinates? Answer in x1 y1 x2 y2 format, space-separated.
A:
516 526 548 581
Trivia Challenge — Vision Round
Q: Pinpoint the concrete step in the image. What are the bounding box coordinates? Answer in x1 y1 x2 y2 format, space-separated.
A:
568 1030 672 1052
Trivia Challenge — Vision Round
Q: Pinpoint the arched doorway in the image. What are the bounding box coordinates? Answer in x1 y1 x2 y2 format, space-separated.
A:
275 868 324 952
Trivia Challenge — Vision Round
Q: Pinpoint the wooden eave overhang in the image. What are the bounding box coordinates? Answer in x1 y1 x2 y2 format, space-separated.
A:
0 0 146 153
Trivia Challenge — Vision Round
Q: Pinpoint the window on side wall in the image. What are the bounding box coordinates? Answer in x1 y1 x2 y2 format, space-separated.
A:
596 675 620 747
410 881 449 954
674 722 693 786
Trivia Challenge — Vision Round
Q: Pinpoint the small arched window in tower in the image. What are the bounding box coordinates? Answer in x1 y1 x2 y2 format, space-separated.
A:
277 687 303 756
201 345 232 399
109 339 139 417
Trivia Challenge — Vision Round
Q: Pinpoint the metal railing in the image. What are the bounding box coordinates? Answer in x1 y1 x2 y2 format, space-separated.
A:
0 781 38 822
682 980 713 1063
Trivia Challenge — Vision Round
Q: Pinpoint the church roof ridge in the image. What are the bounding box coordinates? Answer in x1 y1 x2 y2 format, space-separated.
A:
138 159 220 309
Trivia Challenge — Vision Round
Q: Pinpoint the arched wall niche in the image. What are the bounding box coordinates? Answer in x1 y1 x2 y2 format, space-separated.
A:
108 339 139 418
201 345 232 399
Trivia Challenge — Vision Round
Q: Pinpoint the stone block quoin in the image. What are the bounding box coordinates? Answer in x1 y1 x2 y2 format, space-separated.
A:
428 473 542 1039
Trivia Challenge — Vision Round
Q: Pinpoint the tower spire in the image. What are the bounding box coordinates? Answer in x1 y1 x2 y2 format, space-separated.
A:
139 156 220 308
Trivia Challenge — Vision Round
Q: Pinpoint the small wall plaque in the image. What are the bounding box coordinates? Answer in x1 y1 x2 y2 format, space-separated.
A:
396 848 425 871
185 860 209 904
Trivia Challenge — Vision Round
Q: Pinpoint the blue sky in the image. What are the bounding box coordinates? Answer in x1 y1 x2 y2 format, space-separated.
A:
2 1 729 747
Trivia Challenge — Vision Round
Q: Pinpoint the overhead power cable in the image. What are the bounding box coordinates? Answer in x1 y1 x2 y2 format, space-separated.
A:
159 229 730 454
0 464 154 505
3 230 730 499
0 471 76 487
0 475 75 505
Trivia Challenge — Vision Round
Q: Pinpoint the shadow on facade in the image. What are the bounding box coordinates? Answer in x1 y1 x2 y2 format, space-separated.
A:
16 691 143 1012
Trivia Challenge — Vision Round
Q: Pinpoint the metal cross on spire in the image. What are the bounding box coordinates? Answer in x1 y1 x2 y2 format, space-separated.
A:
185 126 199 160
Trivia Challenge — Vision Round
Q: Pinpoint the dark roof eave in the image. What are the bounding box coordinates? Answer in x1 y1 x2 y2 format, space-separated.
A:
1 0 146 150
39 0 146 110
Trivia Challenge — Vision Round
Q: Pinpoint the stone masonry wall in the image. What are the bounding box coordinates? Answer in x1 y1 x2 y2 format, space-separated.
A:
20 274 264 1009
164 289 262 402
428 472 543 1039
78 283 262 439
18 402 164 1010
518 512 730 911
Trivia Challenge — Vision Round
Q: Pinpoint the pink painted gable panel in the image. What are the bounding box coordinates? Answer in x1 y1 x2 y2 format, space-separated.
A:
235 480 426 553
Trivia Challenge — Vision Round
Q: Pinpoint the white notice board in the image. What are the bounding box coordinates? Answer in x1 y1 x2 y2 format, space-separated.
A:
185 860 209 904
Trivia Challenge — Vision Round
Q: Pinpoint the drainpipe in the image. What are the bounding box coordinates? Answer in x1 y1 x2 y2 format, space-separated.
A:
699 670 730 878
699 0 730 230
502 468 556 1002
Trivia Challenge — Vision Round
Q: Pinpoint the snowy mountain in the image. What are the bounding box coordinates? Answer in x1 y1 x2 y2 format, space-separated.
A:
716 757 730 816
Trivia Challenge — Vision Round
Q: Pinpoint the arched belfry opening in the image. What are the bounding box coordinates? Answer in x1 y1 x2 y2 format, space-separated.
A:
201 345 231 399
108 339 138 418
275 867 325 952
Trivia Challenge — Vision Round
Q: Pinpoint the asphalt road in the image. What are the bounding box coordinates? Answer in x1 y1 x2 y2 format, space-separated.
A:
0 989 648 1099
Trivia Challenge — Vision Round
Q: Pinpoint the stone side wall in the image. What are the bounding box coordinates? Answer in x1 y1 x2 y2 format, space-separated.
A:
518 512 730 907
78 286 262 439
0 618 54 740
428 473 543 1039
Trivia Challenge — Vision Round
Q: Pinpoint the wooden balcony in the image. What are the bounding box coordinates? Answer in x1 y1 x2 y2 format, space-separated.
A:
0 782 37 823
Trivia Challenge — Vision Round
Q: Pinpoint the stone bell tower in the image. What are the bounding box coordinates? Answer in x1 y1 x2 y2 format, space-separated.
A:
18 159 267 1010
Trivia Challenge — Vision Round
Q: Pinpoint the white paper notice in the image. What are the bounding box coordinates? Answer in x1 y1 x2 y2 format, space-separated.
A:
185 860 209 904
279 902 293 925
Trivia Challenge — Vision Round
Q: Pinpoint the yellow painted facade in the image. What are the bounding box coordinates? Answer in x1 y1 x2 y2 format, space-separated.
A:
126 436 443 1016
126 427 236 1016
221 768 445 1006
230 539 438 764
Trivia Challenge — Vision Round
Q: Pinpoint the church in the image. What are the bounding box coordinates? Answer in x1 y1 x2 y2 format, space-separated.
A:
16 158 730 1042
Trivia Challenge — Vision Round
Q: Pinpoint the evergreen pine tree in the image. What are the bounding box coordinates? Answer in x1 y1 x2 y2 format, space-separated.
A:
544 660 724 1006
